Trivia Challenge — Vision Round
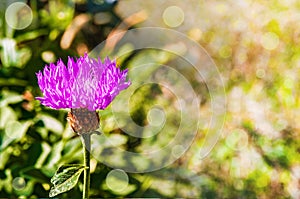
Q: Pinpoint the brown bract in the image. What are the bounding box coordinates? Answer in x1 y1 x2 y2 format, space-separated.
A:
67 108 99 135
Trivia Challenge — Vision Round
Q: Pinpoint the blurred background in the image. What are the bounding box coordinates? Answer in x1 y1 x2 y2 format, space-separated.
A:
0 0 299 198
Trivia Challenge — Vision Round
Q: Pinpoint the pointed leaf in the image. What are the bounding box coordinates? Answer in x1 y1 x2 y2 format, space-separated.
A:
49 164 86 197
20 167 50 183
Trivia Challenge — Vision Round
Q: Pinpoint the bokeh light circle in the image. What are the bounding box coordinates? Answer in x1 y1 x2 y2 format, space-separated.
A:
106 169 129 192
5 2 33 30
12 177 26 190
163 6 185 28
147 106 166 127
261 32 279 50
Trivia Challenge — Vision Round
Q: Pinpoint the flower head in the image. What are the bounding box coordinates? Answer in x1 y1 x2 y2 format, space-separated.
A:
36 53 130 111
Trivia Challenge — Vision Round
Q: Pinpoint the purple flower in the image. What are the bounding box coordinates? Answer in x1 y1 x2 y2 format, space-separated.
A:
36 53 130 111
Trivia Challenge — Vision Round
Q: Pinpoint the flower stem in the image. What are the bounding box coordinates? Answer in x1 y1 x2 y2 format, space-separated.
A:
81 133 91 199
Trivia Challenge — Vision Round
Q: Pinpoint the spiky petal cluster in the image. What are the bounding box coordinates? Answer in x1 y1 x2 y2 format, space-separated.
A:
36 54 130 111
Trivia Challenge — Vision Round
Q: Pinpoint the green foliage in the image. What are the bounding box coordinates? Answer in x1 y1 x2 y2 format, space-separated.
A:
0 0 299 198
49 164 86 197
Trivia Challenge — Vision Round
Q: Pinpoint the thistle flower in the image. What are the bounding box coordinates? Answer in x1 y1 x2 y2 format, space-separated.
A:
36 53 130 134
40 54 131 198
36 53 130 111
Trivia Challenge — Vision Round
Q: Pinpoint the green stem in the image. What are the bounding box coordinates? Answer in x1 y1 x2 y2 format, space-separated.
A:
81 133 91 199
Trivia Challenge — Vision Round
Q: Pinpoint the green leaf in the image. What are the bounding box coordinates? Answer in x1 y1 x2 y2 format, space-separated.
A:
44 141 64 167
0 147 11 170
0 78 27 87
49 164 86 197
0 90 23 107
20 167 50 183
39 114 64 134
15 29 49 43
0 38 18 67
0 106 17 128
